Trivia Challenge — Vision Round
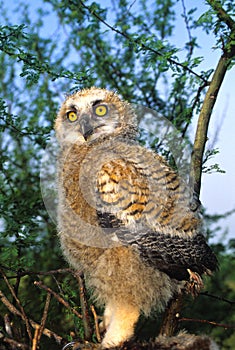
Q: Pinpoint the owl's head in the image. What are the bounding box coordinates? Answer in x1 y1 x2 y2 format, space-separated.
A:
55 87 137 144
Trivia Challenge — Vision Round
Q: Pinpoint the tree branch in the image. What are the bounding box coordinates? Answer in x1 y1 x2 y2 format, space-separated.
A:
0 269 32 341
179 317 235 329
190 52 234 198
206 0 235 31
190 1 235 198
34 281 83 319
159 295 183 336
0 290 66 345
201 291 235 305
76 0 208 83
38 293 51 342
0 289 65 345
75 273 92 341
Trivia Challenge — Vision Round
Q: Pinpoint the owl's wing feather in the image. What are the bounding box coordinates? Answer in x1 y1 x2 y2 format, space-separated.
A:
97 210 218 280
96 154 218 281
120 231 218 280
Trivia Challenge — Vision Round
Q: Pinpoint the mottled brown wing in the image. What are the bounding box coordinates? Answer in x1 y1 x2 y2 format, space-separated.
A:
96 153 218 281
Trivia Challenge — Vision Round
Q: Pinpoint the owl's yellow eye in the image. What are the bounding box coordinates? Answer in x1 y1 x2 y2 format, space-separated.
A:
67 111 78 122
94 105 108 117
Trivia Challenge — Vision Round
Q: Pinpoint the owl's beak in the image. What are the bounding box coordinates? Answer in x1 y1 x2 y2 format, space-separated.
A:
79 114 94 140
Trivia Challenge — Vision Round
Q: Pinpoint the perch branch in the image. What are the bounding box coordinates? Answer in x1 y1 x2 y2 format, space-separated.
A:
159 294 183 336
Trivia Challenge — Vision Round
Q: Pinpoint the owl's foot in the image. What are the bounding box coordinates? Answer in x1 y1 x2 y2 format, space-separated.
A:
100 303 139 349
186 269 203 296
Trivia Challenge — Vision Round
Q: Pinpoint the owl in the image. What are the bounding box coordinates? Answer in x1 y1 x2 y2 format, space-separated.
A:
55 87 217 348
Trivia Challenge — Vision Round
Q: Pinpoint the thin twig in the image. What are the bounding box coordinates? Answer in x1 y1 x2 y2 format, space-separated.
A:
0 265 75 279
0 289 22 317
38 292 51 341
75 273 92 340
34 281 82 319
181 0 194 56
179 317 235 329
76 0 208 83
32 325 40 350
0 269 33 341
1 336 29 349
0 289 65 344
90 305 101 343
201 291 235 305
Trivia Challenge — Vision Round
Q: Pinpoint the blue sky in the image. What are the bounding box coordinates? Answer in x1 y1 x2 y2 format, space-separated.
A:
3 0 235 243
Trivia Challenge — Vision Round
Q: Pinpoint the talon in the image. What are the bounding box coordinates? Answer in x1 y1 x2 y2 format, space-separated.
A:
186 269 203 296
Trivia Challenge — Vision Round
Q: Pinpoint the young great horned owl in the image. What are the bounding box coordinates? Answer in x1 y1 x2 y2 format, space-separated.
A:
55 87 217 348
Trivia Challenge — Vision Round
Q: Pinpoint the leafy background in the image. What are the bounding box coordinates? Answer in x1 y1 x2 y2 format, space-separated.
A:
0 0 235 349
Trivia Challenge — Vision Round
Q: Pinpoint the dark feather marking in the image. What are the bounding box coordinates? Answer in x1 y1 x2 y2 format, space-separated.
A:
127 232 218 280
97 211 123 229
96 210 218 281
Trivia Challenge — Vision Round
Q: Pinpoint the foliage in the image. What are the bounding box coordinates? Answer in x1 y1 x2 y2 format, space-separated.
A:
0 0 234 349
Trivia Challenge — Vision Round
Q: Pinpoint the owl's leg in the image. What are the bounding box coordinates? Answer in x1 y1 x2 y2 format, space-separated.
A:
99 303 112 333
101 302 139 348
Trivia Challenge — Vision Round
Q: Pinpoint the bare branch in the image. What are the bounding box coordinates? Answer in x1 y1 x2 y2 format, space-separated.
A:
159 294 183 336
0 289 65 344
0 269 33 341
0 289 22 317
0 336 29 349
34 281 83 319
179 317 235 329
190 53 233 198
0 265 75 279
32 325 40 350
201 291 235 305
38 293 51 341
75 273 92 340
90 305 101 343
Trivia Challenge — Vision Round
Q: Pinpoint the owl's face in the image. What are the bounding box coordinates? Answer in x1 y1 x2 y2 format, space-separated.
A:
55 87 137 144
